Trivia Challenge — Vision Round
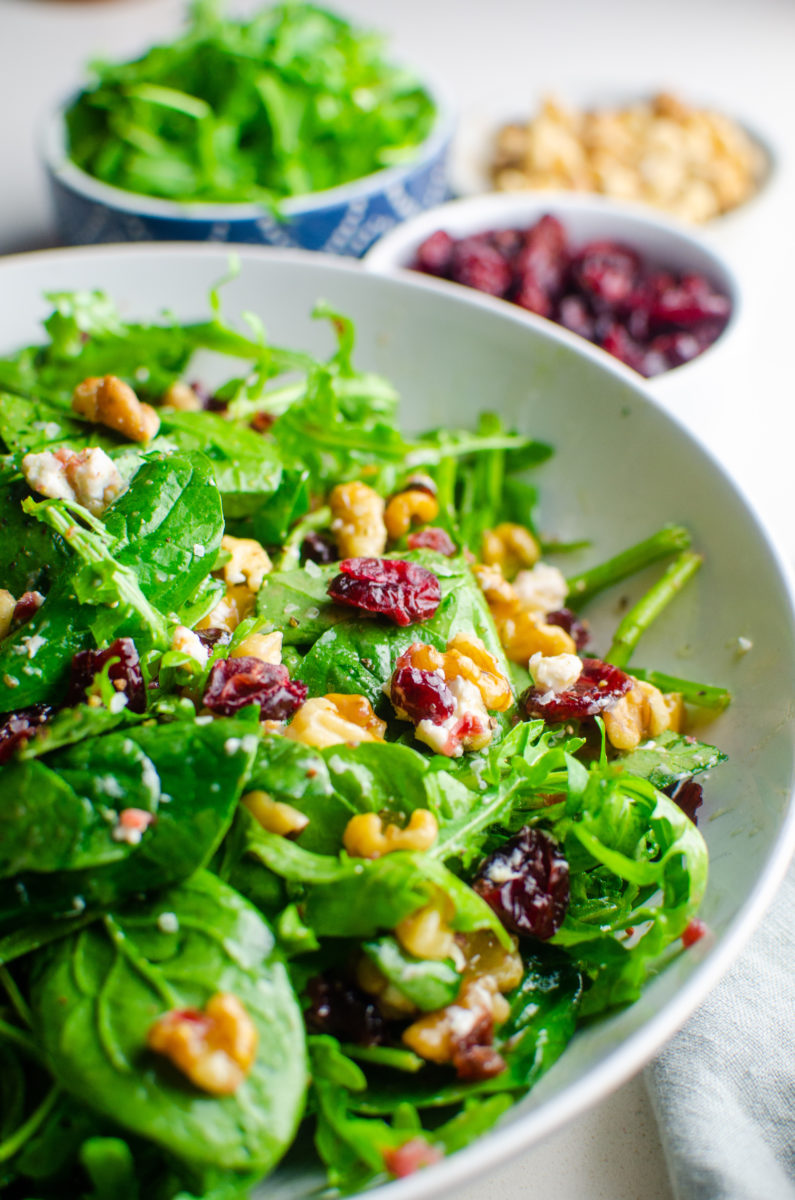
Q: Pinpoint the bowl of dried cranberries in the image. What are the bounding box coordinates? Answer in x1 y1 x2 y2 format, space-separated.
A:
364 191 738 381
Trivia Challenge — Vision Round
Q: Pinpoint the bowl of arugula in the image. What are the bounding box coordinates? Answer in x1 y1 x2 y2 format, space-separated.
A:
0 243 793 1200
43 2 452 255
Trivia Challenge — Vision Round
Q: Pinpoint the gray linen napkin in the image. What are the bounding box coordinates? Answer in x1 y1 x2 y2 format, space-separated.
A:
646 861 795 1200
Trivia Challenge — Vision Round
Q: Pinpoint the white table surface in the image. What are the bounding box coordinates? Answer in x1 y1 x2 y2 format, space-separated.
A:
1 1 794 1197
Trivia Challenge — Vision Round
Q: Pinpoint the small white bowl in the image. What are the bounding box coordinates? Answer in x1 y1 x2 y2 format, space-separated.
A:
448 96 776 242
364 190 741 395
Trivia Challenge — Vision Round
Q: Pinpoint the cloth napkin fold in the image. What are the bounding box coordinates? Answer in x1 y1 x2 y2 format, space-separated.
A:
646 861 795 1200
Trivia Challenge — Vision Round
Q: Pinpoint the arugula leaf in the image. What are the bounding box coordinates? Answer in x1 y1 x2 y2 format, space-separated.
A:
614 729 727 790
64 4 436 206
31 871 307 1173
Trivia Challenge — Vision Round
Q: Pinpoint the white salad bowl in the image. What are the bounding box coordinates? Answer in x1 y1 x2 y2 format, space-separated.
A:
0 243 793 1200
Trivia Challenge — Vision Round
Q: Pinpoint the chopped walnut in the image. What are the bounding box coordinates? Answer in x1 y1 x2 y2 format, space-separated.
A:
603 678 683 751
72 375 160 443
329 481 387 558
285 694 386 749
343 808 438 859
147 992 258 1096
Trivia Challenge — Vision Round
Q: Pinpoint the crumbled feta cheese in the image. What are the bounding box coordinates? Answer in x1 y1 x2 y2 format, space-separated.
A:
109 692 128 714
529 652 583 694
20 634 46 659
157 912 180 934
66 448 124 515
513 562 568 613
224 737 242 755
21 447 124 516
415 677 493 758
193 544 206 558
171 625 209 667
22 450 75 503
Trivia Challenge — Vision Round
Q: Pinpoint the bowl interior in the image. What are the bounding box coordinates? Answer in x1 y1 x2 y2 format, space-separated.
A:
0 245 792 1199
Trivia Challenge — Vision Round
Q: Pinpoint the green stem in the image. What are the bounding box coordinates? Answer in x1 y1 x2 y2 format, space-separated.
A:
605 551 703 669
0 967 33 1029
0 1085 59 1164
277 506 332 571
632 668 731 711
0 1018 42 1064
566 525 692 606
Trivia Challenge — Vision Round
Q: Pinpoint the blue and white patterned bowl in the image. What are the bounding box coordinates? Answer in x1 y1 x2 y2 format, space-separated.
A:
42 98 454 257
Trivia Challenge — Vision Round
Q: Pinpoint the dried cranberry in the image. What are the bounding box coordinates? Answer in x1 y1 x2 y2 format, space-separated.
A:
305 972 386 1046
513 274 552 317
451 238 512 296
384 1138 443 1178
489 228 523 259
204 395 229 414
301 531 337 565
571 241 640 311
558 295 595 340
12 591 44 627
473 826 569 940
450 1007 506 1081
452 1040 507 1082
391 662 455 724
195 627 233 652
202 657 306 719
682 917 708 947
409 221 730 378
599 322 647 372
515 214 568 297
0 703 54 764
546 608 590 650
649 274 731 329
665 778 704 824
327 558 441 626
249 411 275 434
67 638 146 713
407 527 457 557
414 229 455 277
522 656 632 723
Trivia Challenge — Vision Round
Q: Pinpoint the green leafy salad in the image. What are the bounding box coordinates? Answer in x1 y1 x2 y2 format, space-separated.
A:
0 284 730 1199
64 1 437 205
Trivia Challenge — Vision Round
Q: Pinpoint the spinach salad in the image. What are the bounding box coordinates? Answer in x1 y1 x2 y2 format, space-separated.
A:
0 285 729 1198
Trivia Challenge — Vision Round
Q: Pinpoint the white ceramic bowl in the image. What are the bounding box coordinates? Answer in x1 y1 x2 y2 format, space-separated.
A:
447 96 776 241
1 244 793 1200
364 191 741 399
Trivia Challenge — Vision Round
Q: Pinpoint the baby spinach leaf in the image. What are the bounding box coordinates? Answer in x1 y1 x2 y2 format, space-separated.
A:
0 479 70 593
0 741 158 878
31 871 307 1173
0 596 93 711
361 938 460 1012
0 719 257 922
494 948 583 1089
103 451 224 612
614 729 727 790
0 391 89 456
352 947 582 1114
156 411 282 517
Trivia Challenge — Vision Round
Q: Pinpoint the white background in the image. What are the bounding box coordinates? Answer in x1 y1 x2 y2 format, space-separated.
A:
1 1 794 1196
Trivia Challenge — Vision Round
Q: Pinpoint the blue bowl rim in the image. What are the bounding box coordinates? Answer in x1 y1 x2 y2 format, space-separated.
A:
42 87 456 221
